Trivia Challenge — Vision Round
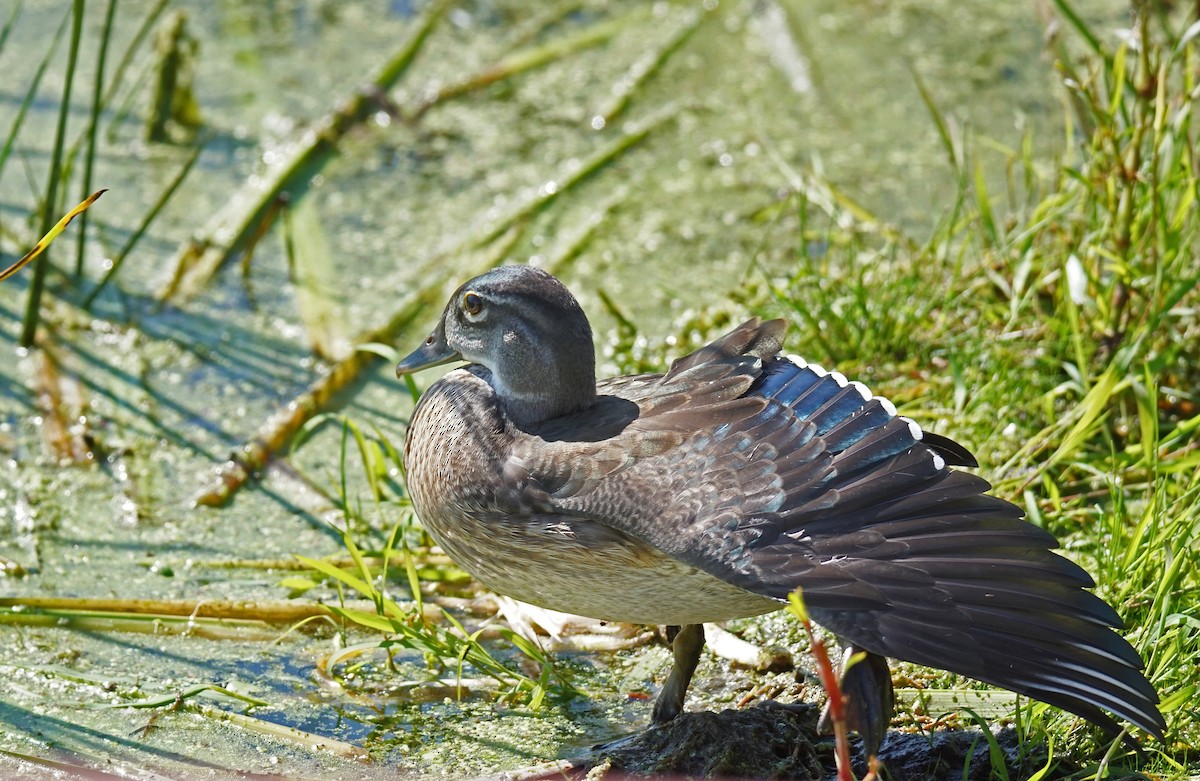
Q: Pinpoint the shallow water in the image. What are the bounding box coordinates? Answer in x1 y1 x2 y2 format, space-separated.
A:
0 0 1126 777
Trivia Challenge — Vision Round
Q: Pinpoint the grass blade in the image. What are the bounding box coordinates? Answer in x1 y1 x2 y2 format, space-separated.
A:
97 683 269 710
20 0 85 347
74 0 119 277
911 64 960 174
1051 0 1106 60
593 7 704 125
412 7 637 119
0 7 70 185
1 190 105 283
294 555 375 598
1042 365 1126 474
282 194 350 361
82 140 205 308
99 0 168 122
0 0 21 57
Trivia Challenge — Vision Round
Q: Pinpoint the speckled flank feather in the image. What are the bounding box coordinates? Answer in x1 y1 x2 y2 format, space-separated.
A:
399 266 1165 744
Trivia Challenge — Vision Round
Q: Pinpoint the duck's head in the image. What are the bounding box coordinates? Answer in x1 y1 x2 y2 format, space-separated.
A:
396 265 597 427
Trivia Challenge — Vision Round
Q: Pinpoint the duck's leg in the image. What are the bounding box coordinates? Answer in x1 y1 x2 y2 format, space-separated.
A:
818 646 894 757
652 623 705 723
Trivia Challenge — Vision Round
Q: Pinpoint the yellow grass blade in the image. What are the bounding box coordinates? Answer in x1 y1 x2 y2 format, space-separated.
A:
0 189 106 282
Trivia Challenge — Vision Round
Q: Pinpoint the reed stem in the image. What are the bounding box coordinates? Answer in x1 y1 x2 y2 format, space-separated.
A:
20 0 85 347
74 0 119 277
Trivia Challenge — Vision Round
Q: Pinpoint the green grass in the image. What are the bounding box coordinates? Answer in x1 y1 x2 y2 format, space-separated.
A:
755 5 1199 774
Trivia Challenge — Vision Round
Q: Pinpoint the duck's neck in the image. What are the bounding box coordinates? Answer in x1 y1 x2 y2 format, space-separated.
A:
487 347 597 429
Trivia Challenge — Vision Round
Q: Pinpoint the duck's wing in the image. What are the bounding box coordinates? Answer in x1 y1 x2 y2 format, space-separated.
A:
517 319 1165 742
736 357 1164 741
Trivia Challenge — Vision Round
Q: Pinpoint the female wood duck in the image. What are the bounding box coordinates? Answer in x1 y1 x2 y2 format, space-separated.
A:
396 264 1164 753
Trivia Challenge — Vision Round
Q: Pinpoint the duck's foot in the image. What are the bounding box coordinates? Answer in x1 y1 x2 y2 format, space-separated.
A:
651 623 705 723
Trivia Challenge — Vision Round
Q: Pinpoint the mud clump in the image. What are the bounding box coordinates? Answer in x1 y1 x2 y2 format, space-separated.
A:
587 702 1043 780
594 702 825 779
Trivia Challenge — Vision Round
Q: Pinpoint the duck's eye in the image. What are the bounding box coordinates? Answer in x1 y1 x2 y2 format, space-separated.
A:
462 291 484 317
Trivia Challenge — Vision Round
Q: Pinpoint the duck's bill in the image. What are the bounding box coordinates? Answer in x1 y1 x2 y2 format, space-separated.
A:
396 335 462 376
398 321 463 379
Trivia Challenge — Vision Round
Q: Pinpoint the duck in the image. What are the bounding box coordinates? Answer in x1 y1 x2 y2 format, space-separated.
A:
395 264 1164 754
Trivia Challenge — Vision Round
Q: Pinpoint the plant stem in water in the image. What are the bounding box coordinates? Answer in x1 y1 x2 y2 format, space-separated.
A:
21 0 85 347
75 0 119 277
